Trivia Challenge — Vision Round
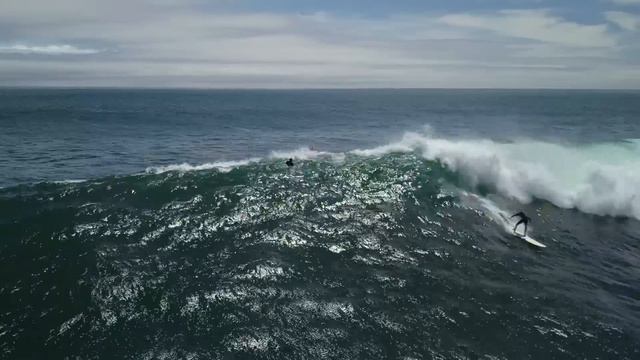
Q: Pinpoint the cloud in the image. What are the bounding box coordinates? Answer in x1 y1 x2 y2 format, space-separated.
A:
0 1 637 88
606 11 640 30
439 10 616 48
0 44 100 55
608 0 640 5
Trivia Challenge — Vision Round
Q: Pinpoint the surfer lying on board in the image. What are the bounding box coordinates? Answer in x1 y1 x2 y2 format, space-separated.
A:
286 158 294 167
511 211 531 236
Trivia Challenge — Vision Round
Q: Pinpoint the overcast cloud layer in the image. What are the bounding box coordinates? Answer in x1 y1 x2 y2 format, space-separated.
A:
0 0 639 88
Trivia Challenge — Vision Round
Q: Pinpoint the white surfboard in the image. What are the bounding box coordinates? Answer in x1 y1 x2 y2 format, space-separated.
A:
496 213 546 248
468 194 547 249
513 232 546 248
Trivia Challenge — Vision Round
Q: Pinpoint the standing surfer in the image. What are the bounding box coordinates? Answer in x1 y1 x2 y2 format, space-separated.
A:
511 211 531 236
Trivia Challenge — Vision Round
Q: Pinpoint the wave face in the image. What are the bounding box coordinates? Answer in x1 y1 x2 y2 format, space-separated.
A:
355 133 640 220
1 152 639 359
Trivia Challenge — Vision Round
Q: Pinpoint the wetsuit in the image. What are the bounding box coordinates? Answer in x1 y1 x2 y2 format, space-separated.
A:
511 211 531 236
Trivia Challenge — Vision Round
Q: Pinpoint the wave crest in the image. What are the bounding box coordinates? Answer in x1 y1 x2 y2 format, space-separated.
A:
269 146 342 161
142 134 640 220
145 158 260 174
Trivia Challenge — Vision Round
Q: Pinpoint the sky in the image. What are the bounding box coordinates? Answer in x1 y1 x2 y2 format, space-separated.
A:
0 0 639 89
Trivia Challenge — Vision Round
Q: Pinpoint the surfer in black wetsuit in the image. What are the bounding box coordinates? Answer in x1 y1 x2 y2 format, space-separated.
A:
511 211 531 236
286 158 294 167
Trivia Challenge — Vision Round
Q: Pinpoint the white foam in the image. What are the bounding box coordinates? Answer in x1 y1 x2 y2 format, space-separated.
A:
269 146 332 160
145 146 335 175
145 158 260 174
354 133 640 220
53 179 87 184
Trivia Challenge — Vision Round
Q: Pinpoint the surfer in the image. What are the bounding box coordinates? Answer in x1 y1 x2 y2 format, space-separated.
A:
286 158 294 167
511 211 531 236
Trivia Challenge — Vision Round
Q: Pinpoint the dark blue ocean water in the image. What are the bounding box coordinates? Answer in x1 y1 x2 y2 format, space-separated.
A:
1 89 639 359
1 89 638 187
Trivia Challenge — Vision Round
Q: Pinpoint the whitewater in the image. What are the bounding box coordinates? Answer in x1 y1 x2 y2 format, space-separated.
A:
356 133 640 220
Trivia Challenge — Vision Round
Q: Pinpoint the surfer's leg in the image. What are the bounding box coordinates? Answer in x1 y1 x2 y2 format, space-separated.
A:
524 222 528 236
513 219 524 233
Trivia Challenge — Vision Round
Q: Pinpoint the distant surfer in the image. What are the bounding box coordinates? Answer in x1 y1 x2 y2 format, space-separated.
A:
511 211 531 236
286 158 294 167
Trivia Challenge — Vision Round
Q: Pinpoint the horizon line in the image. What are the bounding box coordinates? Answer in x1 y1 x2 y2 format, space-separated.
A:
1 85 639 92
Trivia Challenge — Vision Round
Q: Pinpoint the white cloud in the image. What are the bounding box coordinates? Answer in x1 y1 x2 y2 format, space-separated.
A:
439 10 616 48
3 57 631 89
606 11 640 30
509 43 614 59
0 44 101 55
609 0 640 5
0 1 637 88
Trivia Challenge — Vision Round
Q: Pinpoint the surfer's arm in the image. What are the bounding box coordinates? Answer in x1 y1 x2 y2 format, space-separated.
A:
510 212 524 218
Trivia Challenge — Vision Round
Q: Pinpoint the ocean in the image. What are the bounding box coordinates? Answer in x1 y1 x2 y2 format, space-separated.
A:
1 89 639 359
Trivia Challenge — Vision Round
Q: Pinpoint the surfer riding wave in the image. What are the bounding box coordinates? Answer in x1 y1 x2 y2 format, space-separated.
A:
511 211 531 236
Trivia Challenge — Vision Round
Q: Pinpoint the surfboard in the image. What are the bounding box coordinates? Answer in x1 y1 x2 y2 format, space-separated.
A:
487 208 546 248
513 232 546 248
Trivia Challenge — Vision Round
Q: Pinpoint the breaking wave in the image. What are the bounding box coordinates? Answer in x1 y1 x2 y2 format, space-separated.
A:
354 132 640 220
144 133 640 220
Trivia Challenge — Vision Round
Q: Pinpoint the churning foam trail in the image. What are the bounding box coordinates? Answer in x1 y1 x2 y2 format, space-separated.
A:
146 158 261 174
354 133 640 220
53 179 87 184
146 147 338 175
269 146 341 161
